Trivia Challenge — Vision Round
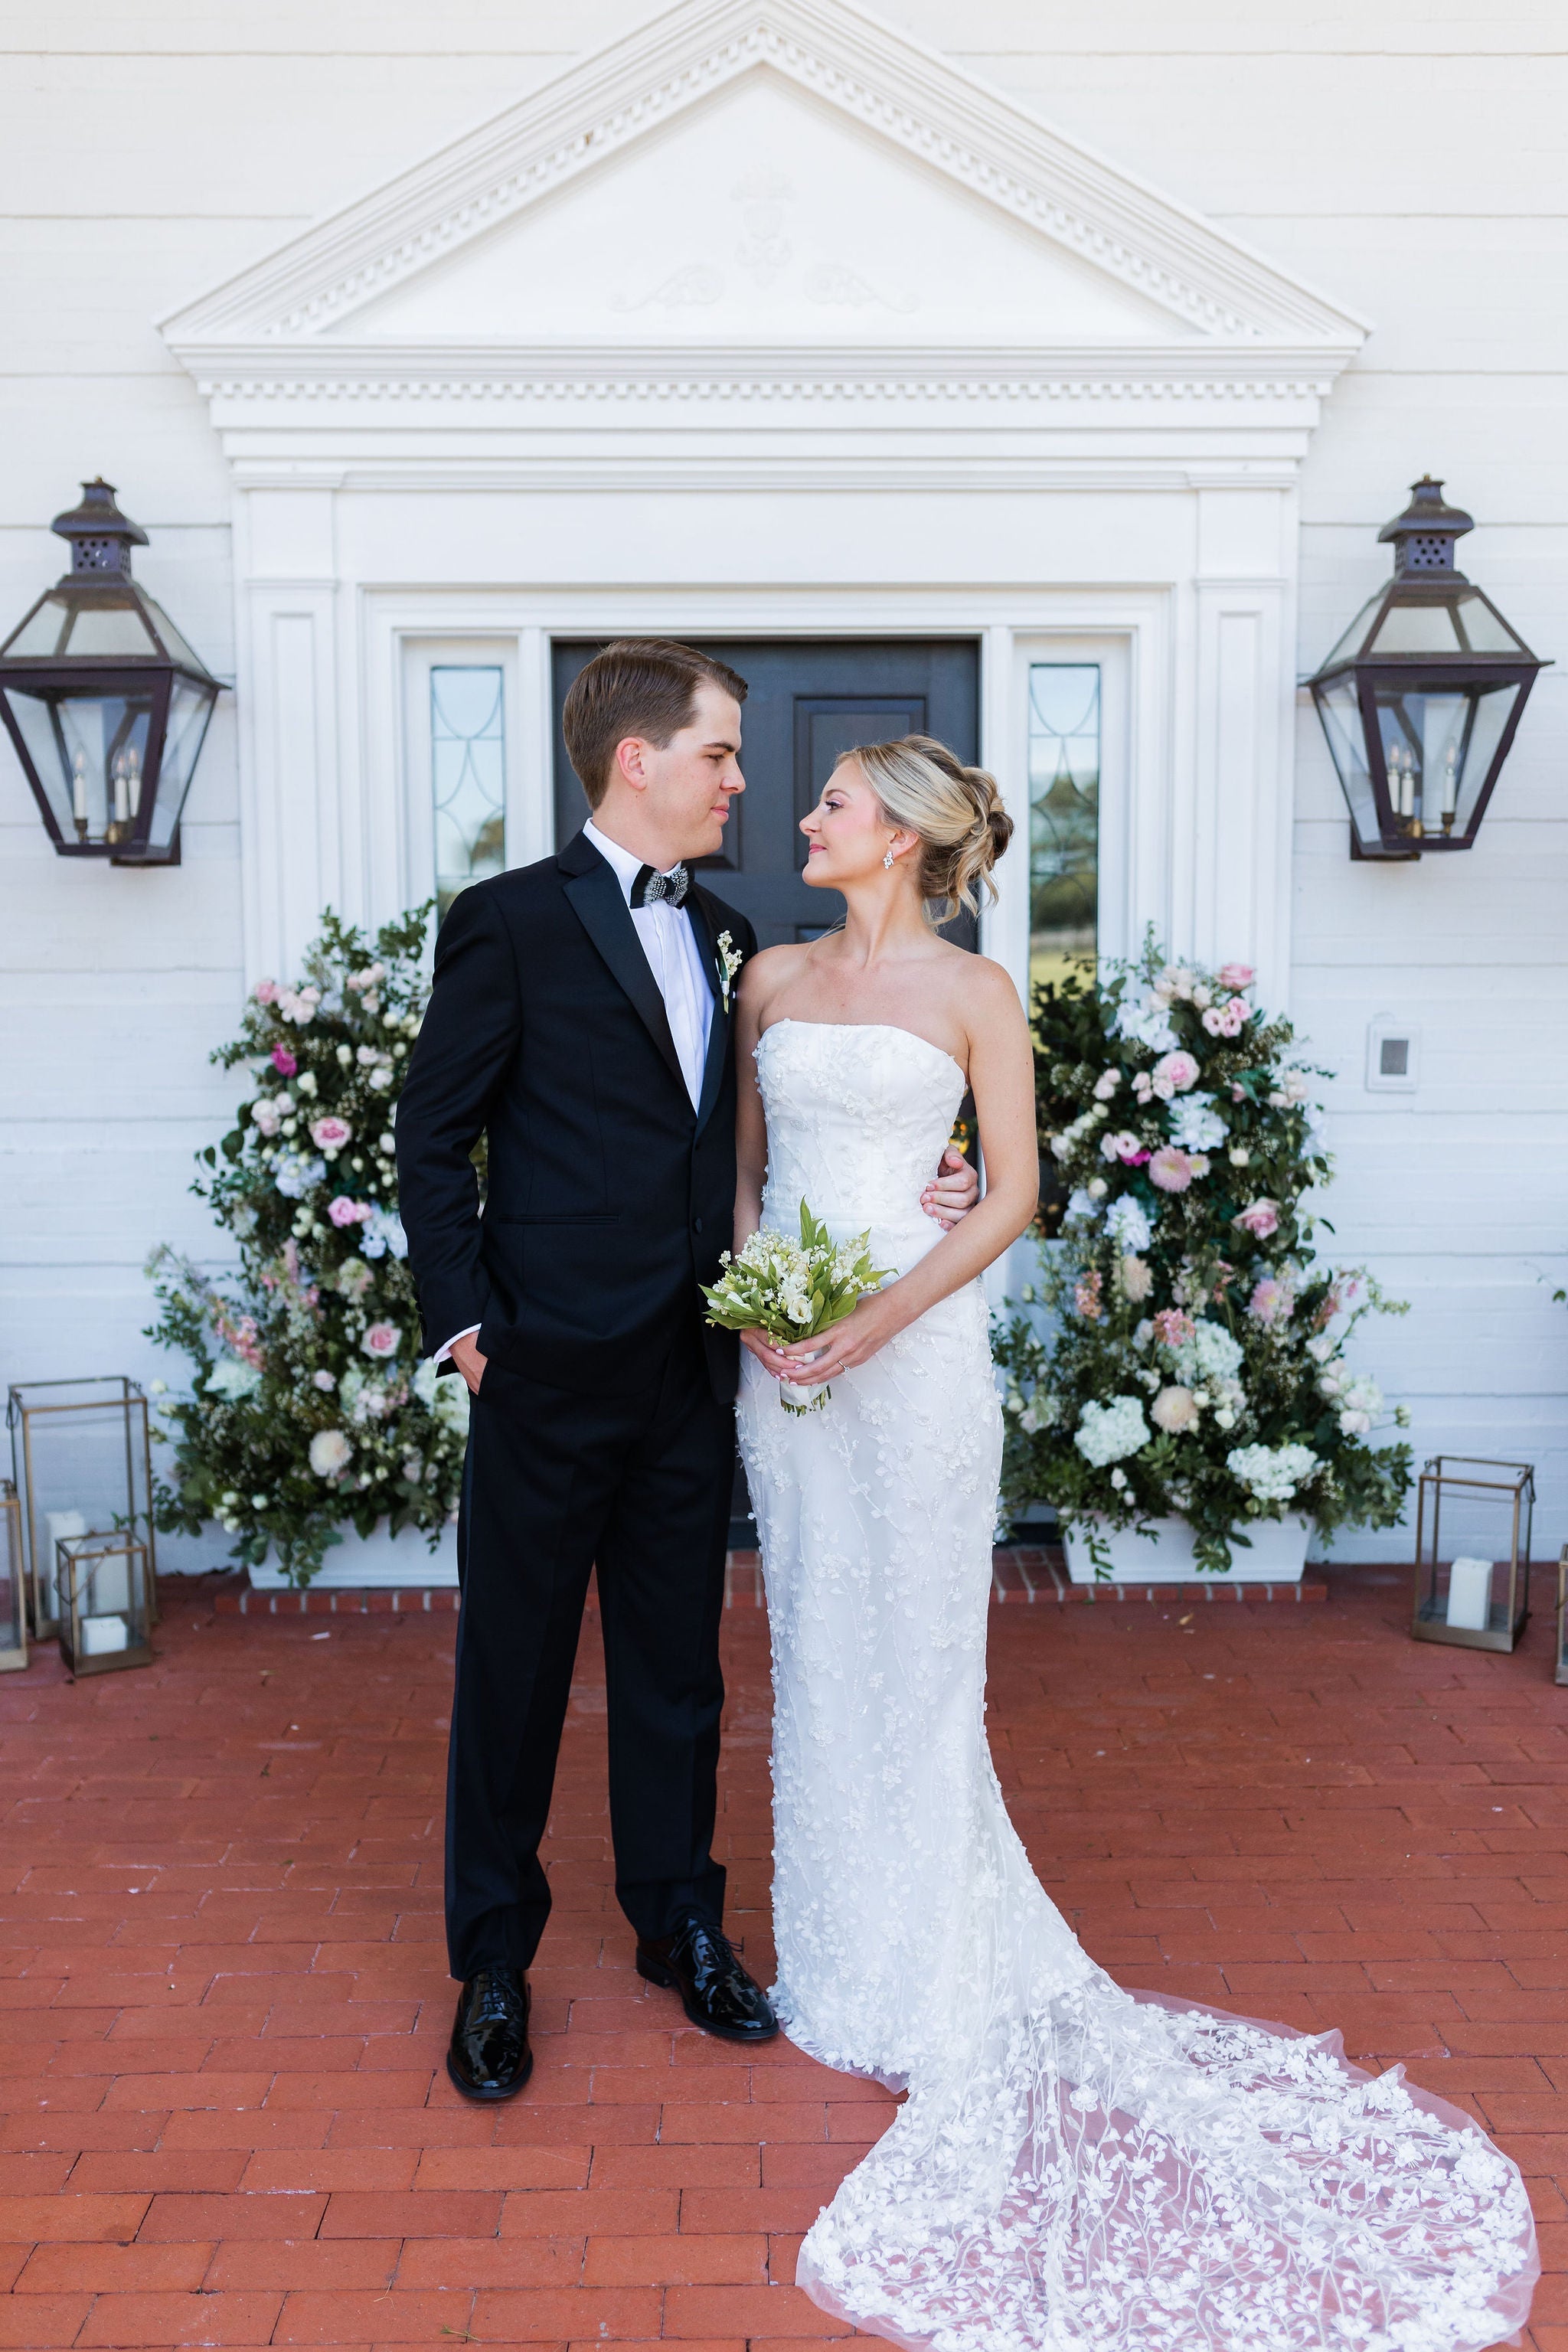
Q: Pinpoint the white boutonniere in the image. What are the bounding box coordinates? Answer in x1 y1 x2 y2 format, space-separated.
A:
716 929 743 1014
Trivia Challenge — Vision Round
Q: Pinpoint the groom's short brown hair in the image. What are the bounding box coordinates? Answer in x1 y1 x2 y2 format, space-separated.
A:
562 639 748 808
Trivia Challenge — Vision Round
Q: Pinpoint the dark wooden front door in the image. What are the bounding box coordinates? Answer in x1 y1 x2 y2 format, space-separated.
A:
552 637 982 949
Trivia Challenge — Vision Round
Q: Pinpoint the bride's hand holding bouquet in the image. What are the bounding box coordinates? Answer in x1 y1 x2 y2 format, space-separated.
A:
703 1200 893 1413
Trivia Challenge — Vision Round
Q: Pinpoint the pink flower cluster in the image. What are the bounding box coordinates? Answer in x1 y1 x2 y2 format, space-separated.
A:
215 1312 265 1368
1234 1199 1281 1240
310 1116 352 1154
1217 962 1255 990
1149 1145 1196 1193
1152 1308 1195 1351
1247 1275 1294 1326
270 1044 297 1076
328 1196 374 1229
1134 1050 1200 1106
1201 997 1250 1038
1073 1268 1104 1321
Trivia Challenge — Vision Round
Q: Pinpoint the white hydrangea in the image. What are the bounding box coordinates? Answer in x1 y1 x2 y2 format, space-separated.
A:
1074 1394 1151 1467
1104 1196 1153 1253
1020 1390 1060 1436
1166 1092 1227 1152
205 1358 262 1401
1227 1442 1319 1504
1113 992 1181 1054
1065 1188 1101 1222
1169 1320 1245 1386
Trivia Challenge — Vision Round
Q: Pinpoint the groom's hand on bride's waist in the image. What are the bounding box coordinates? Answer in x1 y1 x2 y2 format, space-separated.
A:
921 1144 979 1227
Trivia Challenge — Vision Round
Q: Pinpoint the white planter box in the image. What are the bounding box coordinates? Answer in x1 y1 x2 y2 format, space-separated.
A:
248 1517 459 1591
1062 1513 1312 1586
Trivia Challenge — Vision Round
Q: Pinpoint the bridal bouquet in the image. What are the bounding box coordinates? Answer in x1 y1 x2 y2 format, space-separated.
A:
703 1201 893 1413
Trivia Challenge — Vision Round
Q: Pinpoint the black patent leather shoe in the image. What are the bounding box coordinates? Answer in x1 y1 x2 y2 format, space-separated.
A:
636 1916 779 2043
446 1965 533 2101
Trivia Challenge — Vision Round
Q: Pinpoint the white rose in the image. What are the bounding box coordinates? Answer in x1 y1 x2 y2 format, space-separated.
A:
308 1429 352 1478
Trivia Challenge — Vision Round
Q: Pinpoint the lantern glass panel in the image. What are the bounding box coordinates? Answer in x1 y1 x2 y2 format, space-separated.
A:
1367 602 1468 655
8 1379 155 1638
1452 590 1530 655
61 599 162 658
4 687 157 848
0 1484 26 1672
139 595 210 676
1376 680 1522 841
1321 589 1383 670
57 1531 152 1675
4 593 73 658
1314 675 1381 853
149 676 216 851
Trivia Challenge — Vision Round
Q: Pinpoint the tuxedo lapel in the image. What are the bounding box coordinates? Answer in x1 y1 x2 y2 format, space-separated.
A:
687 887 732 1138
559 833 688 1102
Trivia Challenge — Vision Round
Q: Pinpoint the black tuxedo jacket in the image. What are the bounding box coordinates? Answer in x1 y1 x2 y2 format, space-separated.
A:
395 831 755 1403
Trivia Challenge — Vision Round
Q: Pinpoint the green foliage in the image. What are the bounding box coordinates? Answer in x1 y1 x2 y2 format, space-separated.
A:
145 906 469 1585
993 936 1413 1573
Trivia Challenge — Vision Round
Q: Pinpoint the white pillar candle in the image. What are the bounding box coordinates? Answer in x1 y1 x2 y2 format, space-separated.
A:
80 1614 129 1656
43 1508 87 1616
1446 1555 1494 1632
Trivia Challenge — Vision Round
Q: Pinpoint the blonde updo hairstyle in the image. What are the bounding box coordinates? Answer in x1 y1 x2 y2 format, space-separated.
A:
841 734 1014 926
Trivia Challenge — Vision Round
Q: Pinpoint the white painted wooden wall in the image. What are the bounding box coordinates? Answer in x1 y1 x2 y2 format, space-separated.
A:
2 0 1563 1563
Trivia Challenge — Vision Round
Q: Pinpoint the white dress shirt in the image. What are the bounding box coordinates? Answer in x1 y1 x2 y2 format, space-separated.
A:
434 820 715 1364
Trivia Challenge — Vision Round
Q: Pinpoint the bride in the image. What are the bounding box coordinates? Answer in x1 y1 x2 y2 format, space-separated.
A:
731 736 1537 2352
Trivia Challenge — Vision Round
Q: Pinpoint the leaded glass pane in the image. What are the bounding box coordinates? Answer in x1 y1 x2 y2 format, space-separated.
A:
431 665 506 920
1027 663 1099 993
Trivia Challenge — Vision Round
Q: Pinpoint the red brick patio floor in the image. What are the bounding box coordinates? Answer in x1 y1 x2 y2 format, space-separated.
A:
0 1562 1563 2350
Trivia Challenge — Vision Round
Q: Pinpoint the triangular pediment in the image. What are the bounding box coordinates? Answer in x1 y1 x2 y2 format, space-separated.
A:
162 0 1365 361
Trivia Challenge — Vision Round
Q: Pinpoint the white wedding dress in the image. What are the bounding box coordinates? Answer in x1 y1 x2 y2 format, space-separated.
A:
736 1018 1537 2352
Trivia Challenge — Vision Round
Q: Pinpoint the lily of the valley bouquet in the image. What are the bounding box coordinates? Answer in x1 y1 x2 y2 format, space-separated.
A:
992 939 1413 1574
704 1201 893 1413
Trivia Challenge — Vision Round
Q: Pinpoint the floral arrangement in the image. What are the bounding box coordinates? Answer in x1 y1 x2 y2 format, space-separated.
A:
703 1201 892 1413
992 940 1413 1573
146 907 469 1585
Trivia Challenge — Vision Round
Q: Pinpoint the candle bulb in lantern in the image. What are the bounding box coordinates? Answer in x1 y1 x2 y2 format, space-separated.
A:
125 744 140 829
1442 741 1459 831
71 748 87 838
110 753 128 828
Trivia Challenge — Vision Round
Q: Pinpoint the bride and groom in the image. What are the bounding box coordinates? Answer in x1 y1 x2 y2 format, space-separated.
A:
397 639 1534 2352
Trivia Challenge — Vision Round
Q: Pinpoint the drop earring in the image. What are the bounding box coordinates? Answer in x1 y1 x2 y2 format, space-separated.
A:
883 847 895 870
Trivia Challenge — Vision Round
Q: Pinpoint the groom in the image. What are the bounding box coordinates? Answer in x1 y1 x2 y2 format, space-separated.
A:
397 639 976 2099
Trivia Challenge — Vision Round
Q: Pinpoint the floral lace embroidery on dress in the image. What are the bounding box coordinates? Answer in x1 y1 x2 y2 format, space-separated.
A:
737 1020 1537 2352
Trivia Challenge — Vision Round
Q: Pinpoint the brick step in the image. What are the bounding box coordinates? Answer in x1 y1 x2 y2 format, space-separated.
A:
212 1550 1329 1613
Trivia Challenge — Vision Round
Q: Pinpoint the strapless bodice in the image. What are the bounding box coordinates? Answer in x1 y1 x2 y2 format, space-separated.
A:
755 1020 966 1272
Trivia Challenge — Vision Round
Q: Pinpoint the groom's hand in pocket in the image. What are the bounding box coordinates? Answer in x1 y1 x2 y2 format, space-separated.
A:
449 1332 489 1396
922 1144 980 1228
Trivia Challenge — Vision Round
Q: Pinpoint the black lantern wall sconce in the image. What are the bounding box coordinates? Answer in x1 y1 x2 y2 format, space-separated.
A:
0 479 224 866
1306 477 1548 861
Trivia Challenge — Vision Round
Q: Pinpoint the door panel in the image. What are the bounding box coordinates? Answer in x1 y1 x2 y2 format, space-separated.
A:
552 638 981 949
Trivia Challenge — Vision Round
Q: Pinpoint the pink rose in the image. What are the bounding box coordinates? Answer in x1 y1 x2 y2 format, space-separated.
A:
1235 1199 1280 1240
1202 998 1249 1039
270 1044 297 1076
309 1116 352 1153
361 1321 400 1360
1217 962 1255 991
1151 1050 1200 1097
1100 1130 1144 1165
1148 1145 1195 1193
328 1196 373 1228
252 978 279 1004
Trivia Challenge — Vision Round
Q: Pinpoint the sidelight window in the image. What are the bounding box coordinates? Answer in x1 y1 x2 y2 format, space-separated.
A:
430 664 506 920
1027 662 1099 992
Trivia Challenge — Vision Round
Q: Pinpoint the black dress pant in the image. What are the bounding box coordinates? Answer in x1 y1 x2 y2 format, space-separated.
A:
445 1308 734 1979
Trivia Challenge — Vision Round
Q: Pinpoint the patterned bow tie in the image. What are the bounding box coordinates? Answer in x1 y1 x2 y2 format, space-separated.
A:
631 861 689 909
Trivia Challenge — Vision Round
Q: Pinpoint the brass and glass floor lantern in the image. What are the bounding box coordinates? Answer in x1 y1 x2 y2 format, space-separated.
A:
1412 1456 1534 1653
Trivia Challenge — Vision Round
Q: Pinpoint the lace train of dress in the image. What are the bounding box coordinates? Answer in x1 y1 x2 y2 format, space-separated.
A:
736 1020 1537 2352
